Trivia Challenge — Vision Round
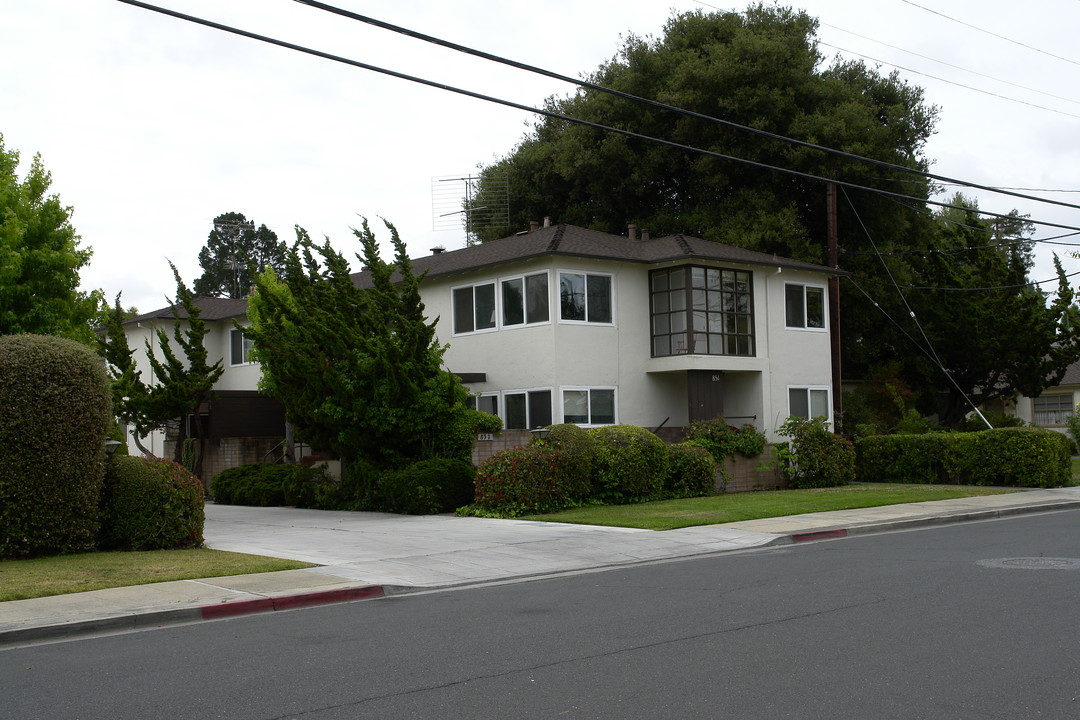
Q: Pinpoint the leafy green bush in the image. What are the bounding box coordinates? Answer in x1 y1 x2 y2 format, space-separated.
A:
0 334 112 558
775 416 856 489
856 427 1070 488
212 463 297 506
588 424 669 502
684 419 766 460
99 456 205 551
1067 409 1080 452
374 458 476 514
664 443 716 497
471 444 589 516
543 423 595 494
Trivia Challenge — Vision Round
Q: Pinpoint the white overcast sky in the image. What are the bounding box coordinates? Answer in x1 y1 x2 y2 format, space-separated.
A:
2 0 1079 313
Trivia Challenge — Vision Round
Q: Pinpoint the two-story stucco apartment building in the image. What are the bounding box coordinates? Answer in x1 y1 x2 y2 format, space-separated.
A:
122 222 843 477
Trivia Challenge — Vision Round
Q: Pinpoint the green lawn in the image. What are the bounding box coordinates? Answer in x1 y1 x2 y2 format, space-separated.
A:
519 484 1020 531
0 549 313 602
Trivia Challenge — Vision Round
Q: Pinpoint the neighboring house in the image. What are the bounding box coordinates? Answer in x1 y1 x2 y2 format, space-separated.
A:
122 222 843 475
1009 359 1080 435
120 297 287 479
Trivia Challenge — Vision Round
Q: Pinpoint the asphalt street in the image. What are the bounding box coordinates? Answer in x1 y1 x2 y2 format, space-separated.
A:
4 508 1079 719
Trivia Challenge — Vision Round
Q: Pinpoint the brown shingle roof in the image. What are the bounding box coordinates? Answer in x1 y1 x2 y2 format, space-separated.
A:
351 223 845 288
123 296 249 326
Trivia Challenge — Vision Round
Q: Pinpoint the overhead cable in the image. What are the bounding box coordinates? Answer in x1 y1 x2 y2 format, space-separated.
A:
292 0 1080 214
116 0 1080 233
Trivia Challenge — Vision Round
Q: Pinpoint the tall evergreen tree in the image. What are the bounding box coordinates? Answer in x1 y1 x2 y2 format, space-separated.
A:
99 265 224 470
193 212 286 298
246 218 484 474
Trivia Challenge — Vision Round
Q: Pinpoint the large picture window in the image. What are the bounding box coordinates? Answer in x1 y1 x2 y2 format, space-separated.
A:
559 272 612 324
650 266 753 357
562 388 616 425
1033 394 1073 426
785 283 826 330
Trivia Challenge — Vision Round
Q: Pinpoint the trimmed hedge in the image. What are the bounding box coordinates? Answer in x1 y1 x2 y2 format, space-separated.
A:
374 458 476 514
685 419 767 459
588 424 669 502
211 462 338 506
99 456 205 550
0 334 112 558
472 444 589 516
665 442 716 497
856 427 1071 488
545 423 595 493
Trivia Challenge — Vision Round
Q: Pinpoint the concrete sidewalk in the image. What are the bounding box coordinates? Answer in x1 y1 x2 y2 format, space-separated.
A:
3 486 1079 647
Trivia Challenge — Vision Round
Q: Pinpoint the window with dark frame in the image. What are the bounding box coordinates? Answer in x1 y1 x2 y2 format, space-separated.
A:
230 328 254 365
1033 394 1073 426
650 266 754 357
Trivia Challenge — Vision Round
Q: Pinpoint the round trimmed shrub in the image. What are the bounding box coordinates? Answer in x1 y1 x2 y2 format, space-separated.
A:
375 458 477 514
0 334 112 558
473 444 585 516
777 417 856 489
665 442 717 497
588 424 669 502
99 456 205 550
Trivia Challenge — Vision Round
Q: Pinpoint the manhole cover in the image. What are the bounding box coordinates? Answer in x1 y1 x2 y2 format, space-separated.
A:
977 558 1080 571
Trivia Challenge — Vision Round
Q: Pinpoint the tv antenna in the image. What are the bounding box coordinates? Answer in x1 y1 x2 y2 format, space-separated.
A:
431 173 508 246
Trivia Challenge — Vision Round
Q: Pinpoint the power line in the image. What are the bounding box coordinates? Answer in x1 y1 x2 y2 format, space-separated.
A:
820 21 1080 108
818 41 1080 121
117 0 1080 234
292 0 1080 215
900 0 1080 68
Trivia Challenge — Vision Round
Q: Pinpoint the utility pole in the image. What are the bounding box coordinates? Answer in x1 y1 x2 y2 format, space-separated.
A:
827 183 843 426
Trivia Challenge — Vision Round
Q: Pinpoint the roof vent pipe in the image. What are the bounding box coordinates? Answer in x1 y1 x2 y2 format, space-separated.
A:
628 223 637 241
543 216 551 228
530 220 539 232
431 247 445 255
642 229 650 242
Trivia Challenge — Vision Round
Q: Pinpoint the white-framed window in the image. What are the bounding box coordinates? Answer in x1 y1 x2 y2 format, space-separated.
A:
561 387 617 426
452 282 497 334
788 386 830 421
230 328 254 366
466 393 500 418
559 271 613 324
503 388 553 430
785 283 826 330
1033 394 1073 426
501 272 550 327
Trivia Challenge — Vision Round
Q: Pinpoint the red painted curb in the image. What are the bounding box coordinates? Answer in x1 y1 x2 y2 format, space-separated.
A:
790 528 848 543
200 585 385 620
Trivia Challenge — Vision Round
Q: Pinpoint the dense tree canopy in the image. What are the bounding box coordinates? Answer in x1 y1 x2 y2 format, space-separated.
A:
0 134 101 343
193 212 286 298
896 198 1080 426
246 218 490 471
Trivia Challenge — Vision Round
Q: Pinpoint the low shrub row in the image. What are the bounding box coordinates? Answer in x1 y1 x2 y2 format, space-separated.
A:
466 424 718 517
210 458 477 515
856 427 1071 488
99 456 205 551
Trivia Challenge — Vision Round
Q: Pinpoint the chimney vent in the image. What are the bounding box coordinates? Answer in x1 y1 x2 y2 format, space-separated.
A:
431 246 445 255
530 220 539 232
642 228 650 242
628 223 637 241
543 216 551 228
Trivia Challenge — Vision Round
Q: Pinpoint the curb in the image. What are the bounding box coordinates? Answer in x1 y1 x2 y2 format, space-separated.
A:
0 584 385 648
783 499 1080 545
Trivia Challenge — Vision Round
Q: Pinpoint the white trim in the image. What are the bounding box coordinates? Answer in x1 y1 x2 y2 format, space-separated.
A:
500 387 555 430
784 282 828 332
786 385 832 425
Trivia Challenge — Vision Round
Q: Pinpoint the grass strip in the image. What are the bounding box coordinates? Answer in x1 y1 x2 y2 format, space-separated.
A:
519 484 1020 531
0 549 313 602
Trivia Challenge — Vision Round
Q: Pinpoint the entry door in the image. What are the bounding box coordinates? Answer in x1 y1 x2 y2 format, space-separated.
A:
688 370 724 422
